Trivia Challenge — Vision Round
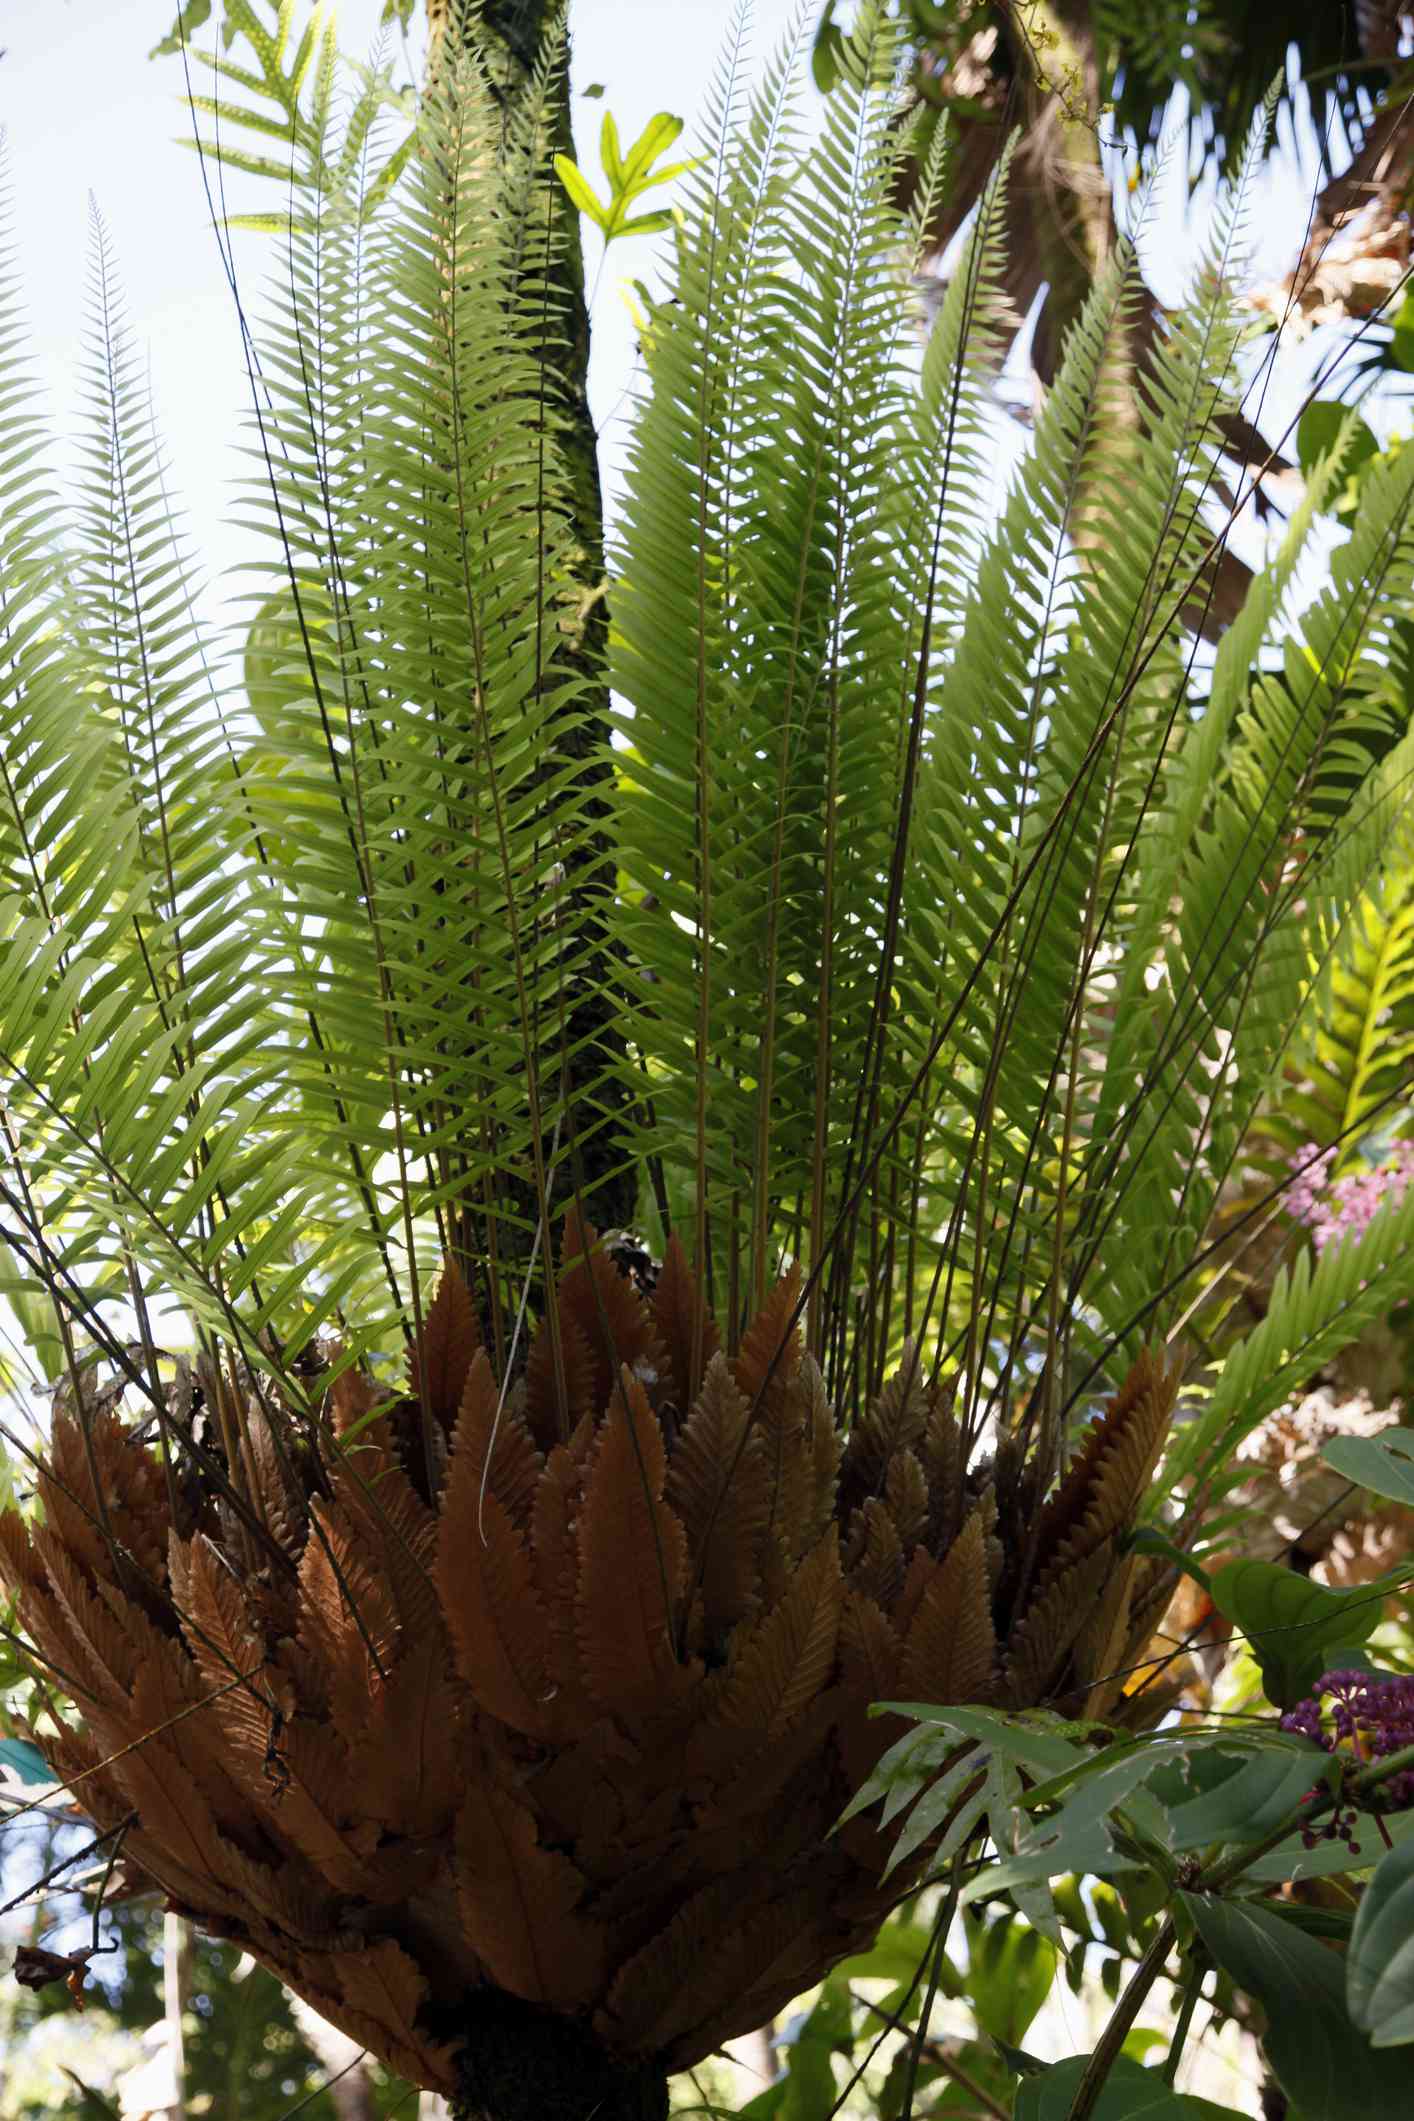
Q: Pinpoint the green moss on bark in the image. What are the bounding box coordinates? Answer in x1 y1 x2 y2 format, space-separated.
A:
436 0 637 1269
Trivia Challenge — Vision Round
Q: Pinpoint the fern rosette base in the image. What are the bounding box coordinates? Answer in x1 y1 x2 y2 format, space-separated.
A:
0 1223 1176 2108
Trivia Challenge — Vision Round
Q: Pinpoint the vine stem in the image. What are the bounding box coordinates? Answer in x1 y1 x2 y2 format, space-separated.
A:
1354 1738 1414 1797
1162 1948 1205 2088
1202 1733 1414 1896
1065 1731 1414 2118
1064 1918 1176 2121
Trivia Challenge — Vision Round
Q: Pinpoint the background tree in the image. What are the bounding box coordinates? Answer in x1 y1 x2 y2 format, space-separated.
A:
812 0 1414 628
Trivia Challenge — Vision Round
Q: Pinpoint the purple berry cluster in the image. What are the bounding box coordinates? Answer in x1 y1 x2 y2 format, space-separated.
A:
1281 1669 1414 1852
1285 1142 1414 1253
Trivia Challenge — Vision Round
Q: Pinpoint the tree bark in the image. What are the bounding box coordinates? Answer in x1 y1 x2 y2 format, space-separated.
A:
439 1986 668 2121
907 1 1268 639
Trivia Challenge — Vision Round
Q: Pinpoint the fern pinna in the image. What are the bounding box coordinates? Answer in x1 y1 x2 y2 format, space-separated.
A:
0 1222 1174 2117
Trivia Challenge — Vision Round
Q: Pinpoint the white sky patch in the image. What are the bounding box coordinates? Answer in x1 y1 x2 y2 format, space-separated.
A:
2 0 810 593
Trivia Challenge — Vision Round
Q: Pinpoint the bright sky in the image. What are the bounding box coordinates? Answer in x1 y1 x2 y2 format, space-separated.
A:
0 11 1380 636
1 0 810 592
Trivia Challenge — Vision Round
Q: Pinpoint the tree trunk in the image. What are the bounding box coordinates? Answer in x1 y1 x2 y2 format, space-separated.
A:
163 1910 188 2121
429 0 636 1267
439 1987 669 2121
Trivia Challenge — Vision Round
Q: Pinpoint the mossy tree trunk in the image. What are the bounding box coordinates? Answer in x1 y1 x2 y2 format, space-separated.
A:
430 0 636 1280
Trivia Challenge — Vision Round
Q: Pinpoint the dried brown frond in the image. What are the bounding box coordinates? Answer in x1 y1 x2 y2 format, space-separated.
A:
651 1231 721 1413
574 1370 690 1719
1002 1541 1115 1706
843 1498 907 1609
558 1209 664 1417
732 1264 802 1425
408 1259 483 1430
437 1392 557 1735
1031 1350 1177 1580
710 1531 841 1738
899 1510 996 1705
882 1448 929 1552
455 1781 606 2009
0 1247 1182 2107
666 1353 769 1640
837 1343 930 1520
524 1310 597 1450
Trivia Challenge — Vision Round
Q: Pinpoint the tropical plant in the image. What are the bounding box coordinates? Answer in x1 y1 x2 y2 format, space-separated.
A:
3 1 1414 2117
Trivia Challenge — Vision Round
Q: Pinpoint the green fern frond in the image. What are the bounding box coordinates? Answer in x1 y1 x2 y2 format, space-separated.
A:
1282 833 1414 1157
4 11 1413 1523
163 0 409 234
1160 1170 1414 1507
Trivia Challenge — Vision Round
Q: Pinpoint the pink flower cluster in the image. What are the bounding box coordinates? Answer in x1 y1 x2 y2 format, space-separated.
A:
1285 1141 1414 1252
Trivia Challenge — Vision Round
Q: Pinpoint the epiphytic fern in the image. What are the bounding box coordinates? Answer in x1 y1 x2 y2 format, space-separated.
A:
2 2 1414 2113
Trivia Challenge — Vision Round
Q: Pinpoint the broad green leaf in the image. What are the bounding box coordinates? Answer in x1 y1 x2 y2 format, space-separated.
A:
1388 287 1414 371
1207 1558 1383 1707
0 1737 54 1788
1015 2054 1232 2119
616 208 677 238
834 1919 960 1999
960 1753 1125 1928
618 111 685 188
991 2038 1047 2079
1181 1892 1411 2115
600 110 626 190
881 1758 985 1876
1019 1726 1285 1816
1348 1835 1414 2046
875 1704 1097 1778
1323 1429 1414 1509
151 0 215 58
1149 1738 1334 1851
1246 1803 1414 1884
812 0 844 90
1267 1902 1356 1941
882 2042 1018 2120
1009 1731 1313 1876
1126 1526 1210 1590
963 1912 1056 2046
738 1976 853 2121
835 1719 965 1830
